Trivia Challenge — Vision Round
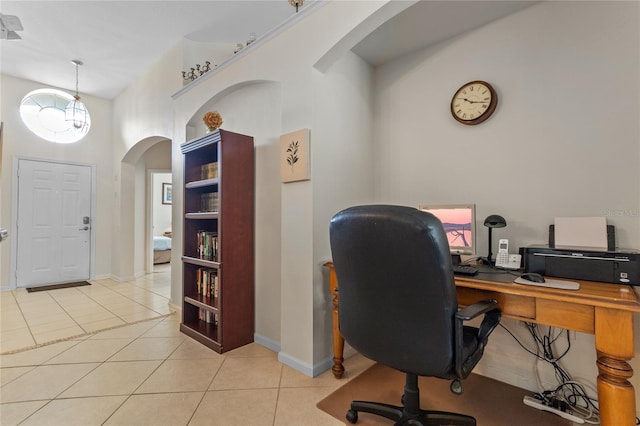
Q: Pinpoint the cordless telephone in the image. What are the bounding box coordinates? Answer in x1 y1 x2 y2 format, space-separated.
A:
495 239 521 269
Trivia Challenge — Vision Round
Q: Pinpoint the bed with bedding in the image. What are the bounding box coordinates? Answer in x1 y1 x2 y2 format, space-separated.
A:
153 235 172 264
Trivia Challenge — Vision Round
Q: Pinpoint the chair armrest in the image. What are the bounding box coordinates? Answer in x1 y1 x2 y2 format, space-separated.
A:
476 306 501 343
454 300 501 379
455 300 499 321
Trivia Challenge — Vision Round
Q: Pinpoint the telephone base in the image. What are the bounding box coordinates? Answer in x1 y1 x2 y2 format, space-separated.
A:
496 254 522 270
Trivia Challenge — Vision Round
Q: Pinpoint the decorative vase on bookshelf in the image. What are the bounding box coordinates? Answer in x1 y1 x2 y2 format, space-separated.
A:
203 111 223 134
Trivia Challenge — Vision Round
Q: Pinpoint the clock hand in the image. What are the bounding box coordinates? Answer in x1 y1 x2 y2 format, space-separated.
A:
457 97 487 104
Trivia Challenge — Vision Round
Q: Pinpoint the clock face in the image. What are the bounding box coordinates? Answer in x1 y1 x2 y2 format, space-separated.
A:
451 81 497 125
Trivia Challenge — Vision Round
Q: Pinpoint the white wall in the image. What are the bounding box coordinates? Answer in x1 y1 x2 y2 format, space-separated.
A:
372 0 639 397
0 75 114 288
312 50 375 362
134 160 146 277
153 173 172 236
373 1 639 248
110 42 183 282
135 141 171 275
169 0 390 374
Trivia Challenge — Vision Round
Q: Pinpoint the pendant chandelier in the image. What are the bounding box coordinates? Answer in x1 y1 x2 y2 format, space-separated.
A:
64 59 90 132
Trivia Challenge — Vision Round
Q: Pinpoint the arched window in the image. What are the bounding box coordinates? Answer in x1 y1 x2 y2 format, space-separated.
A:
19 88 91 143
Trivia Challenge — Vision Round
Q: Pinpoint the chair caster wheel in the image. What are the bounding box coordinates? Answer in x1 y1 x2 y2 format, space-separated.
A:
450 379 463 395
346 409 358 424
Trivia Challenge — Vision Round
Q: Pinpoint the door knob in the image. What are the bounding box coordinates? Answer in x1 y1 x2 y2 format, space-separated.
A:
79 226 89 231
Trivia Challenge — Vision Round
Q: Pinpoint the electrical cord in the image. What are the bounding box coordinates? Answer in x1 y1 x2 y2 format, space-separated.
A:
554 381 600 424
499 322 602 424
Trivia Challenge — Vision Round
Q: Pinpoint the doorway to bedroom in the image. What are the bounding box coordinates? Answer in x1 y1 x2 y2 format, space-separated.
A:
151 170 172 273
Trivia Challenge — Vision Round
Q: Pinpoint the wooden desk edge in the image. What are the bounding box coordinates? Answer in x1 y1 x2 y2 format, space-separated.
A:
455 276 640 312
326 261 640 313
323 261 640 426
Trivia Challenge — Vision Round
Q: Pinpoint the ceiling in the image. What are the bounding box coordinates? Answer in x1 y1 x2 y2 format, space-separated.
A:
0 1 538 101
0 1 308 99
353 1 538 67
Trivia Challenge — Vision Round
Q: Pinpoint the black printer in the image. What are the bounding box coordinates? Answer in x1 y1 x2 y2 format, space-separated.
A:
523 224 640 285
524 245 640 286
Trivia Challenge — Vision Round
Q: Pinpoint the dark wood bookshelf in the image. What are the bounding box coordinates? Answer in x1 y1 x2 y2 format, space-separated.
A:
179 129 255 353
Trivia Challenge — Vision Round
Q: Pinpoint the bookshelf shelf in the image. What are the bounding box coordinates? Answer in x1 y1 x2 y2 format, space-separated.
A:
180 129 254 353
184 295 220 312
185 178 219 189
185 212 218 220
181 256 220 268
180 321 221 352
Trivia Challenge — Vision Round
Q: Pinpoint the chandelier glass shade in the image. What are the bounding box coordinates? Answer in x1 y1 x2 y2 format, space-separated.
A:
64 60 90 134
65 95 90 131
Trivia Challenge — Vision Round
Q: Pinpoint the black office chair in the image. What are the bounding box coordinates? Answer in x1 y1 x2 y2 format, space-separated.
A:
329 205 501 425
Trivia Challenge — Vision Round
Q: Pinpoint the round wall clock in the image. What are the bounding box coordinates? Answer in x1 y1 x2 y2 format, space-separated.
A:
450 80 497 125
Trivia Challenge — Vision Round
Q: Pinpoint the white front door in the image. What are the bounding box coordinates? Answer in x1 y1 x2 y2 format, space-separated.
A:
16 159 92 287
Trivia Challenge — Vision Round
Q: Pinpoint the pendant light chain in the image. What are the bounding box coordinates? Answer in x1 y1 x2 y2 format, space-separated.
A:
74 61 79 100
64 59 90 133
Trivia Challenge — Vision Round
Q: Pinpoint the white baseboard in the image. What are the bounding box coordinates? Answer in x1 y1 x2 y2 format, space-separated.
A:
313 355 335 377
254 333 281 353
277 350 335 378
93 274 110 280
109 274 136 282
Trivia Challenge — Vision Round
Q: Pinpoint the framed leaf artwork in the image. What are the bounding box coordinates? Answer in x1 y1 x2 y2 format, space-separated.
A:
280 128 310 183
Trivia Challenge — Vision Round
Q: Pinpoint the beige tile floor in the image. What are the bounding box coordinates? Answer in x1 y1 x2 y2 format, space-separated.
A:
0 265 374 425
1 265 173 354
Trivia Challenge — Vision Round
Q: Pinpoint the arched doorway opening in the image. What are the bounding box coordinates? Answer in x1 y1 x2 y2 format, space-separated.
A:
117 136 172 283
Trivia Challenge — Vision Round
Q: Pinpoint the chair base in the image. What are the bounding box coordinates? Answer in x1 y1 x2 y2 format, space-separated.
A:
347 400 476 426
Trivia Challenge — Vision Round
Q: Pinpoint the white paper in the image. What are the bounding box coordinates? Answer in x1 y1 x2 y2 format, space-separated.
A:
554 217 607 249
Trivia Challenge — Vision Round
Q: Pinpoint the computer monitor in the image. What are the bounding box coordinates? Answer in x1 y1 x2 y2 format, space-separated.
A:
418 204 476 259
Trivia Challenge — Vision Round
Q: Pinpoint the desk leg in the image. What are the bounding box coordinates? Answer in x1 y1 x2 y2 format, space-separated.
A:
595 307 636 426
332 290 344 379
326 263 345 379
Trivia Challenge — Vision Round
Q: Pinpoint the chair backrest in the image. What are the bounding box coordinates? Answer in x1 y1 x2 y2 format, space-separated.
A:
329 205 459 377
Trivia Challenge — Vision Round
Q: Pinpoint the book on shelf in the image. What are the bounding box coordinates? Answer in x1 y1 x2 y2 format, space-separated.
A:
196 267 219 299
198 309 219 325
201 162 218 180
196 230 219 261
200 192 219 212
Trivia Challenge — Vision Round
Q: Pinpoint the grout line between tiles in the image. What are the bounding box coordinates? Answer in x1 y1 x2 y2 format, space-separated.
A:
271 359 285 426
0 313 175 355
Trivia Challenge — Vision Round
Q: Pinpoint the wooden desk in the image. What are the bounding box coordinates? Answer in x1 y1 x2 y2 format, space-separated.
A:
324 261 640 426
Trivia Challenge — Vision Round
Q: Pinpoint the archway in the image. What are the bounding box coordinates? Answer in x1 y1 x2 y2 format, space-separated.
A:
115 136 171 281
